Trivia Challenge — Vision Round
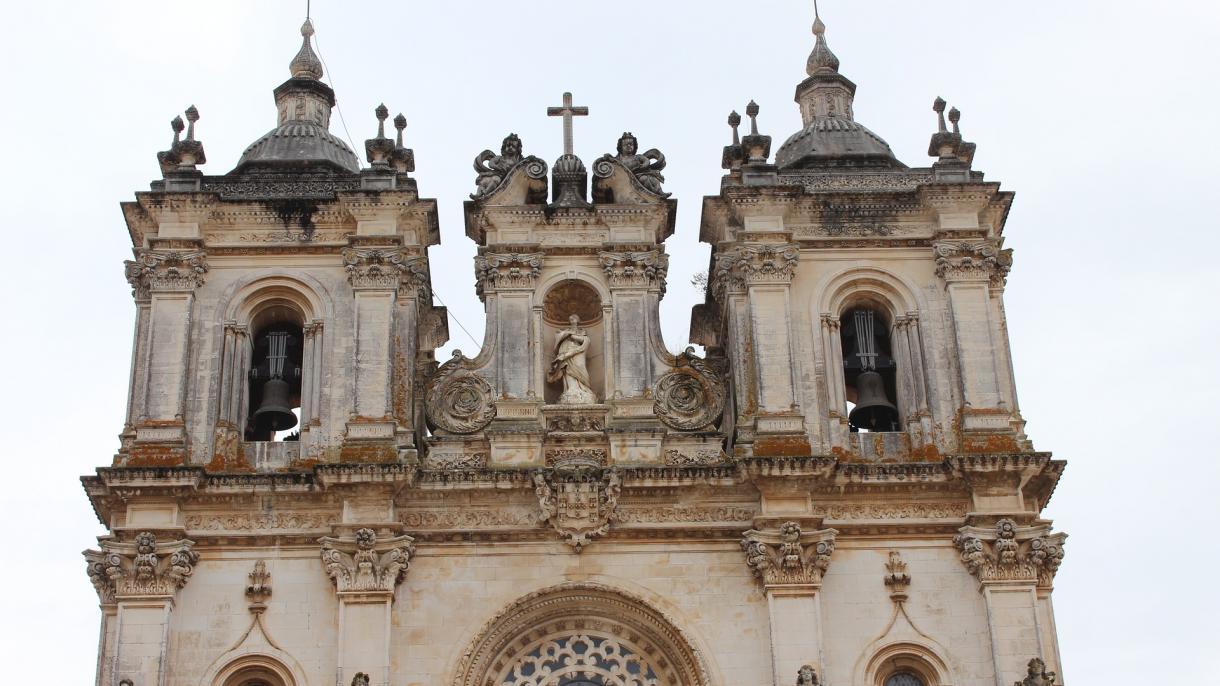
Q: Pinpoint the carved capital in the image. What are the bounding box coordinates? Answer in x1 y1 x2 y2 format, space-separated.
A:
319 527 415 596
711 244 799 299
84 531 198 602
933 241 1012 285
533 468 621 552
342 247 429 293
124 249 208 296
741 522 837 589
598 250 668 291
474 252 544 298
954 518 1066 587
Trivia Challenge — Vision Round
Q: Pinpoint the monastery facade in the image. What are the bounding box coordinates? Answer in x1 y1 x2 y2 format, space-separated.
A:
83 8 1067 686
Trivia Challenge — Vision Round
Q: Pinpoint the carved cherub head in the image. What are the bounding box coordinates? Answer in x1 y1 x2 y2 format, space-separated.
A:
355 528 377 550
135 531 157 554
617 131 639 156
1027 658 1045 675
501 133 522 158
797 664 819 686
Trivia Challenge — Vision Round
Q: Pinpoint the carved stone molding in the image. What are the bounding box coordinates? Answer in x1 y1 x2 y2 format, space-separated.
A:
1014 657 1056 686
653 348 726 431
475 252 544 298
598 250 668 290
424 351 497 434
422 452 488 470
711 243 800 299
933 241 1012 285
740 521 837 588
341 247 429 292
884 551 911 601
953 518 1066 587
246 560 272 613
545 448 608 470
662 449 724 466
533 469 622 552
84 531 199 602
124 249 208 296
319 527 415 596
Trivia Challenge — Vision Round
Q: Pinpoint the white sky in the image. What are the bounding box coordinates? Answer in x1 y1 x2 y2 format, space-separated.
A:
1 1 1217 682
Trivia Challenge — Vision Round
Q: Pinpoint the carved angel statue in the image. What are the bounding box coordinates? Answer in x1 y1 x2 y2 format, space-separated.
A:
612 131 666 194
472 133 524 198
797 664 820 686
1014 658 1056 686
352 673 371 686
548 314 597 404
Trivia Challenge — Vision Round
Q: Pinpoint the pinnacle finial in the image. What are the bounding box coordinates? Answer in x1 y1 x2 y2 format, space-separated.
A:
375 103 389 138
184 105 199 141
728 111 741 145
394 113 407 146
933 97 948 132
289 17 324 80
170 115 184 144
806 2 840 76
948 107 961 134
746 101 760 135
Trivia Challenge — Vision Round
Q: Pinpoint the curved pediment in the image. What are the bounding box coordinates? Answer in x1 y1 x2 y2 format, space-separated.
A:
592 154 671 204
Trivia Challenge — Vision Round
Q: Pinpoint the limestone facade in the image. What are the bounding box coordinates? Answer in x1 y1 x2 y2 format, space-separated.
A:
83 10 1067 686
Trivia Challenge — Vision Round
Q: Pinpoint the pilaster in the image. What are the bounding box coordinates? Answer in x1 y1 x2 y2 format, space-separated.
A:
598 249 668 398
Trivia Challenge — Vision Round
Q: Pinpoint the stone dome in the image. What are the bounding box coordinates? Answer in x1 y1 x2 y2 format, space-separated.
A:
775 117 902 170
233 121 360 174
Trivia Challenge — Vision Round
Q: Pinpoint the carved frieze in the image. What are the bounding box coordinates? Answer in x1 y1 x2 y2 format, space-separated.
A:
953 518 1066 587
422 452 489 470
545 448 608 470
475 252 544 297
817 502 969 520
84 531 198 602
424 351 497 434
399 509 538 529
933 241 1012 285
533 469 622 552
184 511 337 531
124 249 208 296
319 527 415 595
598 250 668 290
711 243 800 299
342 247 429 292
662 449 724 466
741 521 837 588
617 505 757 524
653 348 726 431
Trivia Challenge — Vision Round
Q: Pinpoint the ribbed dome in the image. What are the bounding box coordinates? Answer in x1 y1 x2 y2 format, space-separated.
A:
776 117 901 170
233 121 360 174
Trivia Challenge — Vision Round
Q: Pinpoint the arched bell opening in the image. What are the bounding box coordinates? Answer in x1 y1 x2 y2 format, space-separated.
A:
245 303 305 442
840 306 900 433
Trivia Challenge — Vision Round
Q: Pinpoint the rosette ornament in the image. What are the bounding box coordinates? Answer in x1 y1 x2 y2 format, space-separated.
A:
424 351 497 434
652 347 726 431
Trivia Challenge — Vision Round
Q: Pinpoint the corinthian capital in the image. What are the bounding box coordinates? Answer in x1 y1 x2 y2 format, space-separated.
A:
598 250 668 291
474 251 543 299
954 518 1066 588
933 241 1012 285
741 521 837 589
342 248 429 294
711 243 799 299
84 531 198 602
319 527 415 596
124 249 208 296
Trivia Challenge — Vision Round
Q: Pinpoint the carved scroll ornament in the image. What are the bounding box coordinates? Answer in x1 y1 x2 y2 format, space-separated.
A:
653 347 726 431
741 521 837 588
424 351 497 434
953 518 1066 587
471 133 548 203
319 527 415 594
84 531 199 602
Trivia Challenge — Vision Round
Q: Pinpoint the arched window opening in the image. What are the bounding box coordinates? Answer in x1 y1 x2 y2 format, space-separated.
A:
246 305 304 442
884 672 926 686
841 308 900 433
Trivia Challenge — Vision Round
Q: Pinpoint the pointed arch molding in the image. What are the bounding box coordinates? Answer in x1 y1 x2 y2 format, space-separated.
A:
452 582 712 686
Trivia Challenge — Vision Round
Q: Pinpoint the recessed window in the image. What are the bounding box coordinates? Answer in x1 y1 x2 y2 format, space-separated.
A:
841 308 900 432
884 672 925 686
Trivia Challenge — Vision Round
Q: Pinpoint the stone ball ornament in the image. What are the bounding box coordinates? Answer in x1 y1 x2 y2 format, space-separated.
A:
425 351 497 434
652 347 726 431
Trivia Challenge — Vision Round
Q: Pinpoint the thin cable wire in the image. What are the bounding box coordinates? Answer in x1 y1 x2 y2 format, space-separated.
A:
431 289 482 350
309 23 361 158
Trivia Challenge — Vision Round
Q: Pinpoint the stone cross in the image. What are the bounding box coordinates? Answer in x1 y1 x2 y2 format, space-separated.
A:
546 91 589 156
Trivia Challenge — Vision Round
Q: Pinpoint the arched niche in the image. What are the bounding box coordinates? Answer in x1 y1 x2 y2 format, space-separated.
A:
541 278 606 404
202 651 303 686
451 582 711 686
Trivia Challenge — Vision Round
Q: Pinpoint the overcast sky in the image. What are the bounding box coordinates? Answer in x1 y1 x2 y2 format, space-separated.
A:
1 1 1216 683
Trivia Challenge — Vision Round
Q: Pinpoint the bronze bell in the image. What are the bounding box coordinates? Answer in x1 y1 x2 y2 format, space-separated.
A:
849 370 899 432
252 377 298 434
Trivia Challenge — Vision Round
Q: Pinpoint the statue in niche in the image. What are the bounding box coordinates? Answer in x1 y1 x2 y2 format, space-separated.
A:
612 131 666 194
548 314 597 404
472 133 524 198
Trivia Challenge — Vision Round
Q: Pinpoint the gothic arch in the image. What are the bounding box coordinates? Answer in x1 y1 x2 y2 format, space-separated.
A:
451 582 712 686
859 641 954 686
200 649 305 686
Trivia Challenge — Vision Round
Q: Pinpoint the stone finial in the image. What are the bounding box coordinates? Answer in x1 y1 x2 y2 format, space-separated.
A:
365 104 395 169
746 100 760 135
728 111 742 145
740 101 772 166
170 115 184 144
184 105 199 140
933 97 948 132
157 107 207 176
948 106 961 134
927 97 976 167
394 113 407 146
884 551 911 601
391 113 414 174
806 2 841 76
290 18 324 80
722 111 745 172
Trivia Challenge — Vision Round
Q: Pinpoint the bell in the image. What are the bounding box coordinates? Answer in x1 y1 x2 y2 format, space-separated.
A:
849 370 899 432
252 377 298 433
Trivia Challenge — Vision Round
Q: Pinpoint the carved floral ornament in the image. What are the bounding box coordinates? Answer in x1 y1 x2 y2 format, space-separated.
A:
652 347 726 431
533 468 622 552
741 521 838 588
933 240 1012 285
711 243 800 299
424 351 497 435
598 250 668 290
124 249 208 296
319 527 415 594
341 247 429 292
474 251 543 296
84 531 199 603
953 518 1066 587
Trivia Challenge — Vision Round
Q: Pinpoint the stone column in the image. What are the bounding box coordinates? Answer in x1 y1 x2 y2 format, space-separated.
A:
320 526 415 686
123 249 208 458
85 531 198 686
741 521 837 685
954 518 1066 685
